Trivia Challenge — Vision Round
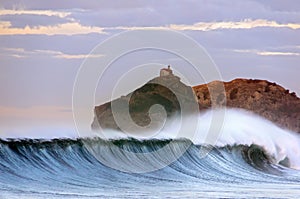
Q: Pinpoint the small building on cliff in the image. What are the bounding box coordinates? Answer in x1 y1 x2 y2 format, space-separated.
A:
160 65 173 77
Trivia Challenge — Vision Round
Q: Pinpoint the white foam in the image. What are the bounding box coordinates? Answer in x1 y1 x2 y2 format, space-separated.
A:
105 108 300 169
176 109 300 170
3 108 300 169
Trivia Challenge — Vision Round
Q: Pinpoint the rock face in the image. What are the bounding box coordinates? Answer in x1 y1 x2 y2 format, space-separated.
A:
92 75 196 131
92 78 300 133
193 78 300 133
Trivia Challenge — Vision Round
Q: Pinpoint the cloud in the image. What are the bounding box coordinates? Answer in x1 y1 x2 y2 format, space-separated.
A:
34 49 105 59
2 1 300 28
106 26 166 31
233 49 300 56
0 9 71 18
103 19 300 32
258 51 300 56
0 9 76 28
2 47 105 59
0 21 106 35
168 19 300 31
2 17 300 36
2 47 25 52
0 21 10 28
54 53 105 59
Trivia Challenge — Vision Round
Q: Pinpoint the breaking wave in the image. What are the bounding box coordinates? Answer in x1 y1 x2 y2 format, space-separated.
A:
1 109 300 198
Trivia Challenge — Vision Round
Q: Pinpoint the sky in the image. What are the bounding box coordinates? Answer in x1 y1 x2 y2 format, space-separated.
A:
0 0 299 138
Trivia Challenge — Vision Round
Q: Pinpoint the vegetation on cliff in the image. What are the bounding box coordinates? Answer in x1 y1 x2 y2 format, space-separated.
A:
92 76 300 133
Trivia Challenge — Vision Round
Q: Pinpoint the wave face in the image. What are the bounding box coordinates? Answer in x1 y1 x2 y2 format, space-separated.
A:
1 109 300 198
1 138 300 198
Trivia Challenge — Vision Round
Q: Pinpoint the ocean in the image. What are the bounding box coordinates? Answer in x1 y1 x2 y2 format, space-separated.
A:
1 109 300 198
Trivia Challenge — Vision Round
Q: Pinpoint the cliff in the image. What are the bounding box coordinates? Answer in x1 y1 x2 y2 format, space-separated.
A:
92 75 196 131
92 78 300 133
193 79 300 133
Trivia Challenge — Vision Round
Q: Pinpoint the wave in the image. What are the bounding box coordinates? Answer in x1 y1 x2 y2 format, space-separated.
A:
1 137 300 198
1 109 300 169
201 109 300 170
90 109 300 170
0 138 291 179
2 108 300 170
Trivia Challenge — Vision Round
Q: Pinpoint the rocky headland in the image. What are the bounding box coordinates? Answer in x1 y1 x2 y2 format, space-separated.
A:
193 78 300 133
92 67 300 133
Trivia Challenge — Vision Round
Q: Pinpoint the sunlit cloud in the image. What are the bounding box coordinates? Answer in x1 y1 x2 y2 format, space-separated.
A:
1 48 105 59
168 19 300 31
54 53 105 59
233 49 300 56
34 49 105 59
1 18 300 35
10 54 27 58
106 26 167 31
0 21 106 35
258 51 300 56
0 9 71 18
104 19 300 32
0 21 11 28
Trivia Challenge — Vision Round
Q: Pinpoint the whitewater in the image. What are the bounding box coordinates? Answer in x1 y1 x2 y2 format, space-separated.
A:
1 109 300 198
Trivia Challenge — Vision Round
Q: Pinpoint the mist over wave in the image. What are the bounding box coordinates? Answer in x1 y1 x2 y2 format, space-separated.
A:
94 109 300 170
199 109 300 170
2 109 300 169
1 109 300 198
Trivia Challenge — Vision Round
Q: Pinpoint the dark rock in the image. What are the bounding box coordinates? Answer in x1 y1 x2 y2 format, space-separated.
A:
92 76 300 133
92 74 196 131
193 79 300 133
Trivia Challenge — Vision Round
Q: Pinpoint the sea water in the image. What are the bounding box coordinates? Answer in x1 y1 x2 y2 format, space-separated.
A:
1 109 300 198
